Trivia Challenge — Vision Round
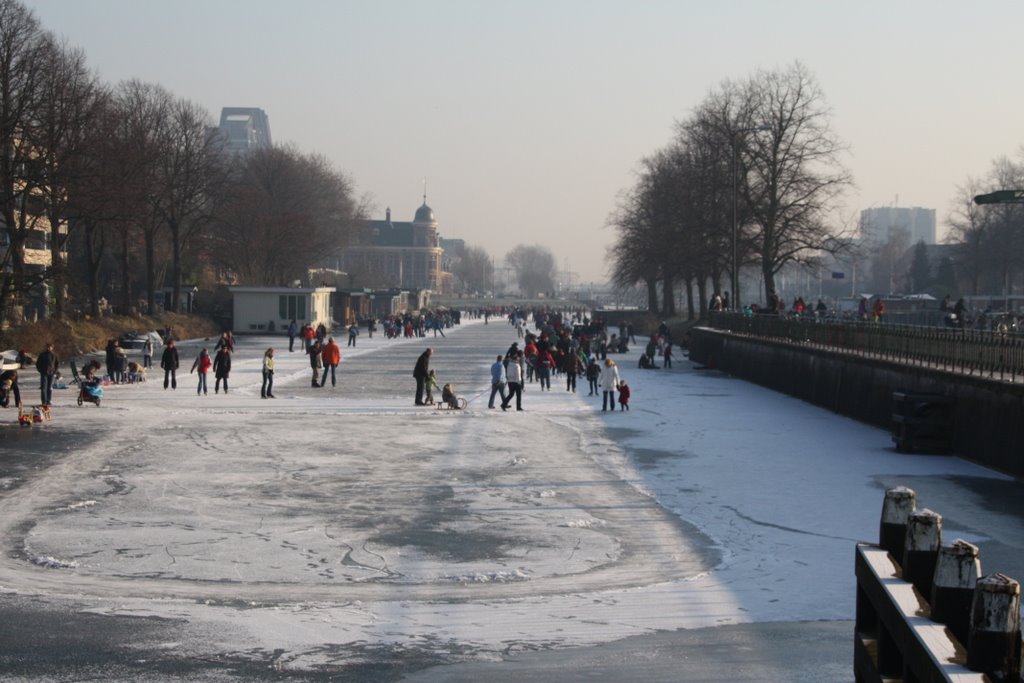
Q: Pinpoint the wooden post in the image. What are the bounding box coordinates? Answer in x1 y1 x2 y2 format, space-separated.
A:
931 540 981 646
880 486 916 565
903 509 942 598
967 573 1021 678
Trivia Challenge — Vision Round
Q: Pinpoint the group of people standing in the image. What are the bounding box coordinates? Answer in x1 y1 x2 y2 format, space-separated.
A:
0 342 60 409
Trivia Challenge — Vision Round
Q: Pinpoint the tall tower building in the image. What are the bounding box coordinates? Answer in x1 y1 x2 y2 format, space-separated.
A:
217 107 272 155
860 207 937 245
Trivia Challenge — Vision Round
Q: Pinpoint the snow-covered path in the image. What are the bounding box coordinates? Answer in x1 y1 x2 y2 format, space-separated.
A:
0 317 1018 679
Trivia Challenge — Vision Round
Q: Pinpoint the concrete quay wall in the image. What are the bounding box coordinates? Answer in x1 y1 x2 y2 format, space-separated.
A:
689 327 1024 478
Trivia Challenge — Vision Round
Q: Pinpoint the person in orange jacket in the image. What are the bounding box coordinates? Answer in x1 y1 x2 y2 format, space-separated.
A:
321 336 341 387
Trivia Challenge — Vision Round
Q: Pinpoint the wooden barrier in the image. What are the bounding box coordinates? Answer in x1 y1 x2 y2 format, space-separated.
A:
855 487 1022 683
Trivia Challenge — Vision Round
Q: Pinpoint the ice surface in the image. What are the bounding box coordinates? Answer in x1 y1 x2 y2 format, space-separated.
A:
0 317 1006 672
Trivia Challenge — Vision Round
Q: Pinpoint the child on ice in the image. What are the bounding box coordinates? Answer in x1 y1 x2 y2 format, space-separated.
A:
617 381 631 411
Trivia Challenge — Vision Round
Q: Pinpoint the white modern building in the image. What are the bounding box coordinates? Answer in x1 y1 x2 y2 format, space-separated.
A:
229 286 335 334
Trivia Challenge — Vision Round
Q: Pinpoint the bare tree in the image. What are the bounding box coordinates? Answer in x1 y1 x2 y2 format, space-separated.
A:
948 153 1024 296
0 0 52 325
31 38 104 319
505 244 556 299
743 63 853 298
153 96 228 310
209 146 360 286
453 245 493 294
693 63 853 303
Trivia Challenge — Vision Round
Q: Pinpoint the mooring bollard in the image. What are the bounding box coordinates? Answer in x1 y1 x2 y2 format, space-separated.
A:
967 573 1021 678
880 486 916 565
902 509 942 598
931 539 981 646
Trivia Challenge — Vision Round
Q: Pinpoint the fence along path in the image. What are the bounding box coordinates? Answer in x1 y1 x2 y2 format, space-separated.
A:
708 312 1024 382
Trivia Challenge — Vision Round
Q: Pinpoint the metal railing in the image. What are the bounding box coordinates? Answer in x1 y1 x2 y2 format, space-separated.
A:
706 312 1024 382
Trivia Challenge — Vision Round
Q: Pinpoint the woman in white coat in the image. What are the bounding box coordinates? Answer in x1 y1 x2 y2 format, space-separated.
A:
598 358 620 412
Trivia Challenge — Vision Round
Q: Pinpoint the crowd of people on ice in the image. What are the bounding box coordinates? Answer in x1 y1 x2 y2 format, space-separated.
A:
408 307 662 414
2 306 676 417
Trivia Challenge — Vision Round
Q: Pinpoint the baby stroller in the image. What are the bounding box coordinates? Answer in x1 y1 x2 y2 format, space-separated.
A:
71 360 102 409
78 379 103 406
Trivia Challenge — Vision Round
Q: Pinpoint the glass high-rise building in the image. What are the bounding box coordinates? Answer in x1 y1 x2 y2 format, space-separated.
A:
217 107 272 155
859 206 936 245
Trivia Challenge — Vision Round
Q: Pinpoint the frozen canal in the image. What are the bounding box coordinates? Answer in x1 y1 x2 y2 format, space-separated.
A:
1 317 1021 681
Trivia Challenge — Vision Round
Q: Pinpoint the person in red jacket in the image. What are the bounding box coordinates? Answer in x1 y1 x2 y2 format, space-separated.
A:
536 349 555 390
321 337 341 387
190 348 212 396
617 381 631 411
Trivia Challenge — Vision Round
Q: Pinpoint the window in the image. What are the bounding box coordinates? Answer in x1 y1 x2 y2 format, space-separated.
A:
278 295 307 320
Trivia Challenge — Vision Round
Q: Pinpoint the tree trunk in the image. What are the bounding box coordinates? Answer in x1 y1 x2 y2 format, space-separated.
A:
144 226 157 314
49 219 67 320
84 221 105 318
685 278 696 321
119 228 132 314
646 278 658 312
697 279 708 320
170 220 182 313
662 275 675 316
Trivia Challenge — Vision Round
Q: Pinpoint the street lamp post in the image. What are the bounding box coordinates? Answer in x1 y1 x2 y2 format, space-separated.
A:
731 124 770 312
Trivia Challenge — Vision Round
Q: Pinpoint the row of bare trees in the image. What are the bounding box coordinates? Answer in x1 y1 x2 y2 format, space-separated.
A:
607 62 853 318
948 152 1024 297
1 0 364 328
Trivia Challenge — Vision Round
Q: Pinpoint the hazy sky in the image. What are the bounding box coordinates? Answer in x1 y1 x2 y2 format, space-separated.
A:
22 0 1024 283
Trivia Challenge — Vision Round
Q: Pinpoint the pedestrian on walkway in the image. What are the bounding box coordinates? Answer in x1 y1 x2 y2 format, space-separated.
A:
617 381 631 411
161 340 179 389
321 336 341 387
261 348 275 398
347 322 359 347
35 342 59 406
191 348 212 395
599 358 620 412
414 348 432 405
663 342 673 369
489 355 508 410
143 337 153 368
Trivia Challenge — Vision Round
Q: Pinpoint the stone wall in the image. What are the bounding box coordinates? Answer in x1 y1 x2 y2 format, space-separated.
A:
689 327 1024 477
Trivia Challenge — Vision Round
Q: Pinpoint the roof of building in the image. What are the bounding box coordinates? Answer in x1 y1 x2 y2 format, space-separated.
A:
414 202 435 224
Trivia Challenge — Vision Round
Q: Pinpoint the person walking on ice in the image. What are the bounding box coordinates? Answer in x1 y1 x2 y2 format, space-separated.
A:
162 340 179 389
191 348 212 395
488 355 508 410
599 358 620 412
413 348 432 405
213 346 231 394
321 336 341 388
261 348 275 398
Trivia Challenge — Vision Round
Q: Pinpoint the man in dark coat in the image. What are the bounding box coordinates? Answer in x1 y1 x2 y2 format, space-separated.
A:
213 347 232 394
413 348 432 405
35 342 59 406
161 340 180 389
